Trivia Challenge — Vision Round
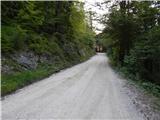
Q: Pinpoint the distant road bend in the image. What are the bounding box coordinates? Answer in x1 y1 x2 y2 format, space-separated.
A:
2 53 144 119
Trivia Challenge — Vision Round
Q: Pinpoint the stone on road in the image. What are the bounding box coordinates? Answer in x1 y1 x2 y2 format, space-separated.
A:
2 53 144 120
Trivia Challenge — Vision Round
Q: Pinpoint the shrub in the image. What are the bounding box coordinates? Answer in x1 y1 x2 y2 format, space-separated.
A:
1 25 27 53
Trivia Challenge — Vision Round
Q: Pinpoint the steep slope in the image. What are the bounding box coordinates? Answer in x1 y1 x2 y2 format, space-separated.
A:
1 1 95 96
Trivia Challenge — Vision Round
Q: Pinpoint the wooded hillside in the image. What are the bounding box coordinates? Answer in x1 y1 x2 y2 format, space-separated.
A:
1 1 95 96
99 1 160 87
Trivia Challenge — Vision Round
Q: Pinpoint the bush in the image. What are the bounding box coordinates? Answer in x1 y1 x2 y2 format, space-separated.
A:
123 26 160 84
1 25 27 53
28 33 63 56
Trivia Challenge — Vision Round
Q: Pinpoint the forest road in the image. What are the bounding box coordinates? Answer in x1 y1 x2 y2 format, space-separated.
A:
2 53 144 120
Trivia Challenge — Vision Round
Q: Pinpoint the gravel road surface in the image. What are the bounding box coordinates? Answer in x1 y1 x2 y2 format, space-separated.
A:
2 53 144 120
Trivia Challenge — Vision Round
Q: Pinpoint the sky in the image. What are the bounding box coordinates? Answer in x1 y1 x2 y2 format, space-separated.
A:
83 0 108 34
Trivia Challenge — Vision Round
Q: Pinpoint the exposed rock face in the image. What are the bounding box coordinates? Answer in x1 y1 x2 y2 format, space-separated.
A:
12 52 38 69
2 48 93 74
39 54 48 63
39 54 55 64
79 49 86 56
1 57 14 74
1 64 14 74
2 51 56 74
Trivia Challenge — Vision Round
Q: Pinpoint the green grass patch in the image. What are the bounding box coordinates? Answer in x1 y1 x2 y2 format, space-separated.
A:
117 66 160 98
1 62 67 96
128 79 160 98
1 55 92 96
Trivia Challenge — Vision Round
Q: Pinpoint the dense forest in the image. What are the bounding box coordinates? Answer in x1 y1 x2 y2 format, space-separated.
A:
98 1 160 88
1 1 95 96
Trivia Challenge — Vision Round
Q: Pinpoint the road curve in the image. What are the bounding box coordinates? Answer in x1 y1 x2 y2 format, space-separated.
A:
2 53 144 120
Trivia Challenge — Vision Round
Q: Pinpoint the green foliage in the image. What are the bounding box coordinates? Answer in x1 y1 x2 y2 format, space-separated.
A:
1 1 22 24
123 26 160 82
141 82 160 97
1 1 95 58
17 1 44 29
1 62 66 96
27 33 63 56
127 77 160 98
1 25 27 53
102 1 160 85
1 1 95 96
80 31 95 47
70 2 86 34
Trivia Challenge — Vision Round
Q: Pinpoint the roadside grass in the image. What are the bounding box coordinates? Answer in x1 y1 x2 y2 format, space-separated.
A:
126 77 160 111
108 59 160 98
1 62 68 96
1 54 94 97
128 79 160 98
132 80 160 98
118 67 160 98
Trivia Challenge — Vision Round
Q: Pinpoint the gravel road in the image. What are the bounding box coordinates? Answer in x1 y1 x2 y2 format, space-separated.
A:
2 53 144 120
